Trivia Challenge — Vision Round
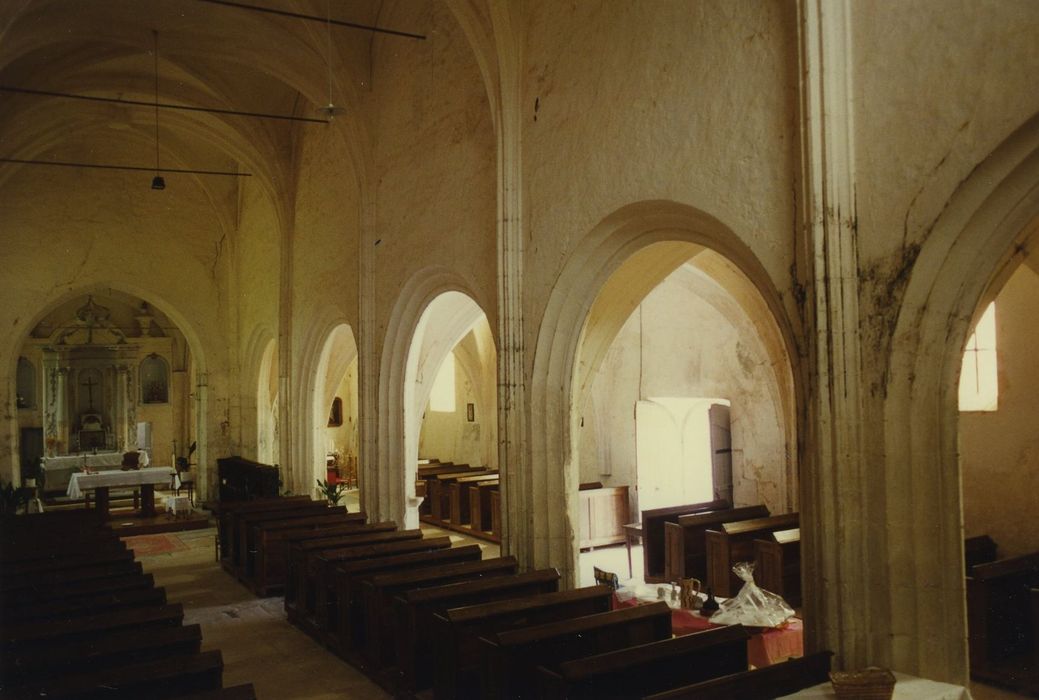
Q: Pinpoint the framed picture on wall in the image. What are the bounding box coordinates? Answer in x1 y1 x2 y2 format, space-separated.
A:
467 403 475 422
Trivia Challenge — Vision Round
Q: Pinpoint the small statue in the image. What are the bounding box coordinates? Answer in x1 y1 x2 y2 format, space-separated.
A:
679 578 702 610
701 587 720 617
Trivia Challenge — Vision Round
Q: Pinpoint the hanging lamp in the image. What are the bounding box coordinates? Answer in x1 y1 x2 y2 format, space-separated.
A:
151 30 165 190
316 0 342 120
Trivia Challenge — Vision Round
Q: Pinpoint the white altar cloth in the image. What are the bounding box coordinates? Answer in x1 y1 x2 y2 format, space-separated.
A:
41 452 123 492
777 672 971 699
67 467 175 499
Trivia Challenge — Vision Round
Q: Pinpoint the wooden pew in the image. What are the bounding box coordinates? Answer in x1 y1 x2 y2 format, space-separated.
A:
361 556 519 670
535 625 751 700
2 603 185 653
332 544 484 656
468 480 499 533
2 623 203 685
1 546 134 580
640 650 834 700
966 551 1039 681
427 468 495 522
490 489 502 539
433 585 614 700
2 586 168 625
1 571 155 608
234 501 340 577
277 521 398 604
247 511 368 594
449 473 500 525
754 527 801 606
0 559 144 596
215 495 311 560
965 534 999 573
641 499 731 583
416 464 467 515
705 512 799 596
662 504 770 582
0 534 125 563
289 528 423 623
481 601 673 700
308 536 455 639
394 568 562 694
7 649 224 699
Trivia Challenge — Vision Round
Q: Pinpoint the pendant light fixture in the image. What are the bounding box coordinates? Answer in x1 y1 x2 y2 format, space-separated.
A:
316 0 342 121
151 30 165 190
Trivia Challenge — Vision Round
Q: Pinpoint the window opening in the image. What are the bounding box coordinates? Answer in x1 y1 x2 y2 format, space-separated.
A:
958 301 997 412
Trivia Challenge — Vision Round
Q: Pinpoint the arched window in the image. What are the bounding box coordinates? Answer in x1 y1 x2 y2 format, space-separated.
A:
328 397 343 427
959 302 998 412
140 354 169 404
16 357 35 409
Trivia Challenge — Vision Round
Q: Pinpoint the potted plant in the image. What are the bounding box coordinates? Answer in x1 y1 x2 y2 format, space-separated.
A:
316 478 348 508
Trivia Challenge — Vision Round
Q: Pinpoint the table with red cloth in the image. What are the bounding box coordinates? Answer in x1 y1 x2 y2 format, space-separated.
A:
612 590 803 668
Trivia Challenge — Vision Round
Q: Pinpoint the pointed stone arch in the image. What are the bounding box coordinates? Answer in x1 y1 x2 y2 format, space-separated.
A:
525 200 799 587
883 112 1039 681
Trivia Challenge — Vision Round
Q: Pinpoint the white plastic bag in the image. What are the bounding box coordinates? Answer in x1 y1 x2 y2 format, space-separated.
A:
709 562 794 628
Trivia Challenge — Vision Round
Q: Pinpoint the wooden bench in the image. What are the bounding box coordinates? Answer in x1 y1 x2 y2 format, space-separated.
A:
215 495 311 560
966 551 1039 684
289 528 422 621
234 502 340 577
7 649 224 699
432 584 614 699
754 527 801 606
1 571 155 608
0 534 125 563
394 568 562 694
0 559 144 596
490 489 502 539
2 603 184 652
579 484 630 549
2 585 168 625
1 546 135 580
308 535 455 638
480 601 673 700
331 544 484 656
705 512 799 596
427 468 495 522
536 624 751 699
965 534 999 573
247 512 369 594
468 480 499 533
449 473 501 525
276 521 398 603
640 650 834 699
2 623 203 685
361 556 519 670
641 499 731 583
662 504 770 582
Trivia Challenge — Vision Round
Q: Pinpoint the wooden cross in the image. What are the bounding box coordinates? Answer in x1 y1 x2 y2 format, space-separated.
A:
81 375 98 409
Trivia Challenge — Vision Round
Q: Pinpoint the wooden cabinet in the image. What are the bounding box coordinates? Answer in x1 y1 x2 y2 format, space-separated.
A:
579 485 630 549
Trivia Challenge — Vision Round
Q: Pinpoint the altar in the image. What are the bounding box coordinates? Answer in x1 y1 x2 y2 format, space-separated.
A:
67 467 175 520
40 452 123 493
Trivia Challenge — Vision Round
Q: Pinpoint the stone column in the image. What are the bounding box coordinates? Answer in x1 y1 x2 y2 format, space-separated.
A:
115 365 128 450
796 0 882 671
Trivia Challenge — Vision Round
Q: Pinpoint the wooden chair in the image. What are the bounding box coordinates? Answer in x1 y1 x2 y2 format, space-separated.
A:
174 453 196 505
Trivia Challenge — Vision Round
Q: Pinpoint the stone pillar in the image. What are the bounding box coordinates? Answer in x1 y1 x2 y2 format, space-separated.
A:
796 0 883 671
115 365 127 450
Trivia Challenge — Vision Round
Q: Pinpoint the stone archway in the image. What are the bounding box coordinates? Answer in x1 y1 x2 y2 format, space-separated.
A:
3 284 211 497
310 324 359 497
526 200 800 587
883 113 1039 682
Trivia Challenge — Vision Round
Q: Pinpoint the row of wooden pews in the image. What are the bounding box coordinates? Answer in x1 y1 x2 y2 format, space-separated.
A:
417 460 501 542
222 493 830 698
651 500 802 606
964 534 1039 695
0 509 256 699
